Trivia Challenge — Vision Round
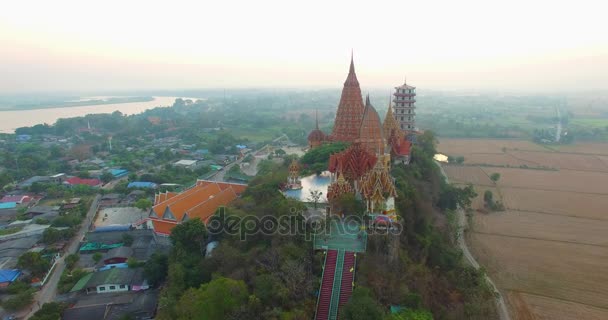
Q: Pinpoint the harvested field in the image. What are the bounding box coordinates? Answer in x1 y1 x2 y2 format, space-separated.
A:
468 233 608 310
438 138 547 155
473 210 608 246
500 188 608 220
546 143 608 156
462 152 538 167
480 167 608 194
442 165 492 185
441 138 608 319
509 291 608 320
509 151 608 172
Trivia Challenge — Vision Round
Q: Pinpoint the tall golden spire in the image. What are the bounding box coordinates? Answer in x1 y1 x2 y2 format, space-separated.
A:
383 96 403 140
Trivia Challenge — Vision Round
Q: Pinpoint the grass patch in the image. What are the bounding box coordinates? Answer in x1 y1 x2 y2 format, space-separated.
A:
0 226 24 236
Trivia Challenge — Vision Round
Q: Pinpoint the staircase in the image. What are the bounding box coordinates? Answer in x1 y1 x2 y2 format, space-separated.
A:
315 250 338 320
338 251 355 311
315 250 357 320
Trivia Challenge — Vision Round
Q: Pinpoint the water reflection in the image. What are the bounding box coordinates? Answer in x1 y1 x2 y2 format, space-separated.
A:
284 171 331 202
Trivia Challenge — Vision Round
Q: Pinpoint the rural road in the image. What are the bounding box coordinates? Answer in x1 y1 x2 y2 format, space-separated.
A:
436 162 511 320
23 194 100 319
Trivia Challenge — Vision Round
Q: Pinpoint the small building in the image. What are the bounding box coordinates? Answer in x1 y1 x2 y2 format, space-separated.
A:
0 195 32 204
109 169 129 178
0 269 21 288
0 202 17 210
17 176 52 189
127 182 158 189
26 206 61 219
71 268 148 294
173 159 199 169
64 177 103 188
103 246 134 265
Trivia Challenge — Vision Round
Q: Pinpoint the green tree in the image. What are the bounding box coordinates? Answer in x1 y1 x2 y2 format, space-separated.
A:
170 218 207 255
339 287 384 320
17 252 50 277
144 253 168 287
65 254 79 270
308 189 323 209
490 172 501 183
175 277 249 320
92 252 103 264
386 309 434 320
29 302 68 320
1 289 35 311
484 190 494 204
134 198 153 212
100 171 114 183
122 233 134 246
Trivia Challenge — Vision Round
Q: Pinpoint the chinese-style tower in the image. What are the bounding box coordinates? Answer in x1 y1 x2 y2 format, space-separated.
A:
393 78 416 133
330 54 365 142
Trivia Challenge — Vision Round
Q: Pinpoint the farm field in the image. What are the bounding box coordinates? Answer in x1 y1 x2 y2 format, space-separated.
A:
439 138 608 320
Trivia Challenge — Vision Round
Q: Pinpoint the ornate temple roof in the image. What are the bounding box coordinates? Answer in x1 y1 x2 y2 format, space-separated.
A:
357 95 385 155
288 159 300 176
327 173 354 202
331 54 365 142
359 156 397 204
328 143 377 182
388 134 412 157
382 102 403 141
308 109 327 143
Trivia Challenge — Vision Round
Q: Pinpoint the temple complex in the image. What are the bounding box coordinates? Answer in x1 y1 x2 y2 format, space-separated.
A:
304 55 416 216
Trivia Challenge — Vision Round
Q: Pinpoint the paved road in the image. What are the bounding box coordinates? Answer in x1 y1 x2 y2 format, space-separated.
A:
436 163 511 320
22 194 101 319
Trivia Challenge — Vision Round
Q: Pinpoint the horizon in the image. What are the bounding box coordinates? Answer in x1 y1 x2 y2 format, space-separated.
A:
1 0 607 94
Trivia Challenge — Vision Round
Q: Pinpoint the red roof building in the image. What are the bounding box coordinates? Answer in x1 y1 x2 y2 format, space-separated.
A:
330 54 365 143
328 143 377 182
0 195 31 204
64 177 103 187
149 180 247 235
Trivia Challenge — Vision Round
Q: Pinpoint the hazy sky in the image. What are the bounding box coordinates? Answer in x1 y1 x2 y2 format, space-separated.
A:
1 0 607 93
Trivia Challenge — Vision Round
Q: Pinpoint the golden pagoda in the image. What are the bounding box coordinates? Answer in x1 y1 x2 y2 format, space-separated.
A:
359 154 397 213
382 100 403 143
327 173 355 215
286 159 302 190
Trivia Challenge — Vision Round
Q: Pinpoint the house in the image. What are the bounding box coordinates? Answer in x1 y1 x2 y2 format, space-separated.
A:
17 176 52 189
99 194 122 207
26 206 60 219
71 268 148 294
103 247 134 265
109 169 129 178
62 289 158 320
0 269 21 288
0 195 32 204
64 177 103 188
149 180 246 235
173 159 198 169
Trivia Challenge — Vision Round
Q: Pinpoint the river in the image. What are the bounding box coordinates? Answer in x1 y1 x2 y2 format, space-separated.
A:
0 96 193 133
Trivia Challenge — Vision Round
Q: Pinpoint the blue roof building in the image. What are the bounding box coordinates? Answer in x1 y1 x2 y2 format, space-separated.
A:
0 202 17 210
127 182 158 189
0 269 21 287
109 169 129 178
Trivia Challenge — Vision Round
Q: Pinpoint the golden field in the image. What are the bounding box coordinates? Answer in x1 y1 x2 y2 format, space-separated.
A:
438 138 608 320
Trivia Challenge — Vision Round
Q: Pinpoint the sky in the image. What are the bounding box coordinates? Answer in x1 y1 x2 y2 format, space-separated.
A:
1 0 607 93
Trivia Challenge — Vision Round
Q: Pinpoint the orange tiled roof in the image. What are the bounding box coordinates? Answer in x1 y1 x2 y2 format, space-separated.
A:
185 187 238 223
150 180 246 234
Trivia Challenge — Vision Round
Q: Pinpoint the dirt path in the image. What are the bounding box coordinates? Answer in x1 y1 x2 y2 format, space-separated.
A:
437 162 511 320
